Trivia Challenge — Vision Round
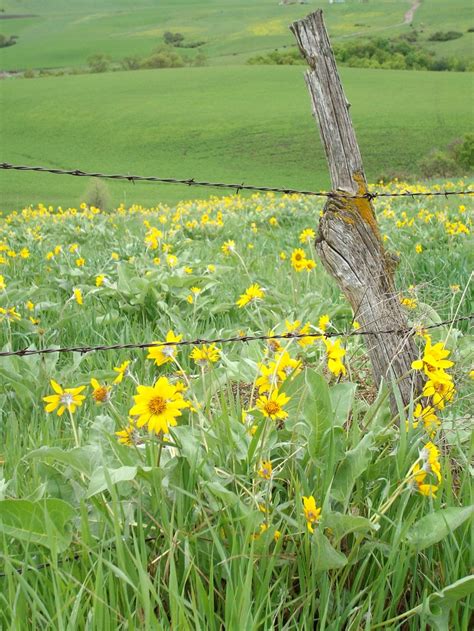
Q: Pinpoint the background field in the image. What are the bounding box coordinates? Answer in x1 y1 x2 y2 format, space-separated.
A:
1 65 473 210
1 0 473 71
1 0 473 211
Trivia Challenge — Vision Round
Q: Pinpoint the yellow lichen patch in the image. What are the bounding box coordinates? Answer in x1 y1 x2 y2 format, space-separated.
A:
352 171 381 237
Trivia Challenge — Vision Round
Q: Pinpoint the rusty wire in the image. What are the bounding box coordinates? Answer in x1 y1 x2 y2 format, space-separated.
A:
1 162 473 199
0 314 471 359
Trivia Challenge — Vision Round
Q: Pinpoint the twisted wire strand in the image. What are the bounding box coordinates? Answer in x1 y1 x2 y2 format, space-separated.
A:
1 162 473 199
1 314 471 359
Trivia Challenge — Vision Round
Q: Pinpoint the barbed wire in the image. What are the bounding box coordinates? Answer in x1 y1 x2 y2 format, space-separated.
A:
1 162 473 200
1 314 471 359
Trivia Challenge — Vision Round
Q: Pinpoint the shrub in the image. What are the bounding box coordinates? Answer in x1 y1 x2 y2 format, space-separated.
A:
141 51 184 69
247 48 303 65
419 150 460 178
23 69 35 79
82 179 111 211
0 33 17 48
428 31 463 42
87 53 111 73
453 133 474 169
193 51 207 67
120 55 141 71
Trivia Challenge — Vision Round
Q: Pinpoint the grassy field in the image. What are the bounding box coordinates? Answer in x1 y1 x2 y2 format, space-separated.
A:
0 2 473 628
1 64 473 210
0 184 472 628
0 0 473 71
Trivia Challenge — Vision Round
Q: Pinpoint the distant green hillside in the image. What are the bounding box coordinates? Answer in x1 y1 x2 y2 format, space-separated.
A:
0 0 473 71
1 65 472 210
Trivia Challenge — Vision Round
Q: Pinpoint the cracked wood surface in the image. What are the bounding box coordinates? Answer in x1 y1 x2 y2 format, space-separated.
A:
290 10 422 405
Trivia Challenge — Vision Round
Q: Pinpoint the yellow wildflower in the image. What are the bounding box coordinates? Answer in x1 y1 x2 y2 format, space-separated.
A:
411 337 453 376
90 378 111 404
73 288 83 305
190 344 221 366
412 404 440 436
256 389 290 422
129 377 188 434
401 297 417 309
95 275 106 287
291 248 306 272
302 496 321 533
221 240 236 256
0 307 21 322
236 283 265 308
43 380 86 416
113 360 131 384
299 228 315 244
318 314 331 332
115 421 138 446
422 373 455 410
258 460 272 480
147 330 182 366
324 338 346 376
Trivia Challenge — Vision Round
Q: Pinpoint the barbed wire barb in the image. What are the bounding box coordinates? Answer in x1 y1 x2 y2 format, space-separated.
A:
1 162 473 200
0 314 471 359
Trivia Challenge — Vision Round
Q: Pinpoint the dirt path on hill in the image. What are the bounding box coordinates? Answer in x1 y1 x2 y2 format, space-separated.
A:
404 0 421 25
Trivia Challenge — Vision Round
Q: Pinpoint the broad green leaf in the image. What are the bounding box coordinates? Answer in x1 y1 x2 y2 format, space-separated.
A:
303 369 333 457
330 382 357 427
202 481 240 508
0 498 75 552
424 575 474 631
405 505 474 551
312 530 348 571
86 466 150 498
27 446 102 477
331 432 375 504
323 512 375 538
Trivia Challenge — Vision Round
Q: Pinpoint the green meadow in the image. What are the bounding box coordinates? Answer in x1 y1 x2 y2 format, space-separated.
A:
1 65 473 210
0 2 473 629
0 186 473 629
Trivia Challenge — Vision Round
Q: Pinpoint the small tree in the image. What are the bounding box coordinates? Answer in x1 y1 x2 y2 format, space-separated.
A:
87 53 111 73
163 31 184 46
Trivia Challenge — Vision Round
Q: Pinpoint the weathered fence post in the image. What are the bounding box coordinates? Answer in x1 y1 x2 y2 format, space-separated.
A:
290 10 421 406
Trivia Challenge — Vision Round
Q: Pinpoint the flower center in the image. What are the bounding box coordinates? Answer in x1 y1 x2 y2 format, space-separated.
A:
306 511 316 521
60 393 74 407
148 396 167 415
93 387 109 403
162 346 175 357
264 401 280 416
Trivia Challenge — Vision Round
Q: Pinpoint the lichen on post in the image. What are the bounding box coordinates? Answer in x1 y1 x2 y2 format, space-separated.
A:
290 10 422 406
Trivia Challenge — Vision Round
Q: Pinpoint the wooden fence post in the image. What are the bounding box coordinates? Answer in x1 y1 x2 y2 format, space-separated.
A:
290 10 422 406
